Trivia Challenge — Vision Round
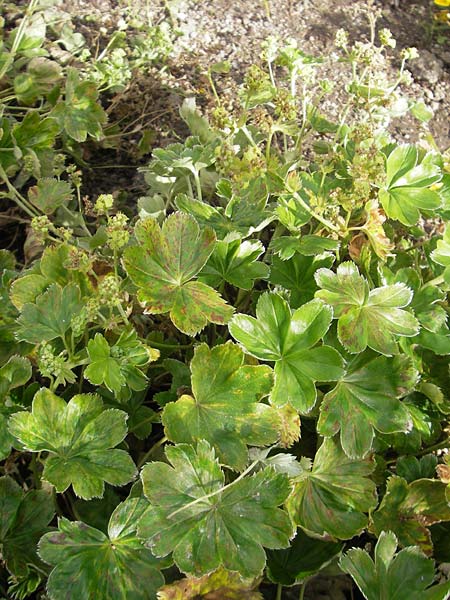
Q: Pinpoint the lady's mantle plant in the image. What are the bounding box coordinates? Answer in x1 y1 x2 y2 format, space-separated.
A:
1 3 450 599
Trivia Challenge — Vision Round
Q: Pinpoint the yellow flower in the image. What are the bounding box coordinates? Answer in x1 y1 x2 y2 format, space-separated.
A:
434 0 450 7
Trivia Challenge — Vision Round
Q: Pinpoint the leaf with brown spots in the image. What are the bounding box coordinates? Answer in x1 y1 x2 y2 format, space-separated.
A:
318 353 417 459
286 438 377 540
370 476 450 555
162 342 280 471
123 212 233 336
39 499 164 600
138 441 293 578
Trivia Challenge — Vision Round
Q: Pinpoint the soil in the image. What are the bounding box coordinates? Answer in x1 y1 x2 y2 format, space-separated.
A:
67 0 450 208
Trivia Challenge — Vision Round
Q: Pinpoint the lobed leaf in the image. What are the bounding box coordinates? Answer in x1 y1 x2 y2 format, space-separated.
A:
229 293 344 413
286 438 377 539
138 440 293 578
162 342 279 471
123 213 233 335
8 389 136 499
315 262 420 355
39 498 164 600
318 354 417 459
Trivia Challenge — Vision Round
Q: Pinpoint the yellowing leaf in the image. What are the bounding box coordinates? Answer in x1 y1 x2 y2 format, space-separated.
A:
123 213 233 335
162 342 279 471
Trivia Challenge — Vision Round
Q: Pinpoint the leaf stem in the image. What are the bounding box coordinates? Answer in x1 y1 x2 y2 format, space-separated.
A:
291 191 340 233
166 458 260 520
299 578 308 600
137 436 168 469
276 583 283 600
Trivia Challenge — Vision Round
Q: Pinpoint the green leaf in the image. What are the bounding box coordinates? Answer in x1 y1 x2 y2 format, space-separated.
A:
340 530 450 600
153 358 191 407
50 68 107 142
39 498 164 600
179 98 216 144
270 235 339 260
371 476 450 555
286 438 377 539
16 283 83 343
410 100 434 123
8 389 136 499
269 252 335 307
161 342 279 471
138 440 293 578
176 191 273 240
379 145 442 226
9 273 48 310
318 354 417 459
28 178 73 215
84 329 153 396
0 476 54 577
85 334 125 394
0 355 32 400
396 455 438 483
266 529 342 585
431 223 450 285
229 293 344 413
200 239 269 290
315 262 420 355
123 213 233 335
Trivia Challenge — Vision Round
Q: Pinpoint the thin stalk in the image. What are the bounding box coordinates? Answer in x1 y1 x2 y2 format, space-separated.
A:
299 578 308 600
167 458 260 520
146 339 192 351
206 69 221 104
0 165 40 217
276 583 283 600
0 0 40 82
291 191 340 233
422 274 445 289
193 171 203 202
137 436 168 469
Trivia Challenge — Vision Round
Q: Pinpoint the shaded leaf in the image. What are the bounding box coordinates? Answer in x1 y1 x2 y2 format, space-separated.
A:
39 498 164 600
286 438 377 539
0 355 32 400
50 68 107 142
370 476 450 555
8 389 136 499
138 440 293 578
270 252 334 307
266 528 342 585
0 476 54 577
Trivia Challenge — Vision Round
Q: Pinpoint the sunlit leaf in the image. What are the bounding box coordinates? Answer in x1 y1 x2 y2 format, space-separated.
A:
229 293 344 413
123 213 233 335
162 342 279 471
286 438 377 539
